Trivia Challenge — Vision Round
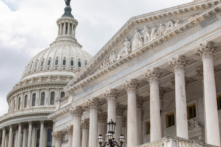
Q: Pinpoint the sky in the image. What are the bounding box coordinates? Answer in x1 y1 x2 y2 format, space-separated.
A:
0 0 192 116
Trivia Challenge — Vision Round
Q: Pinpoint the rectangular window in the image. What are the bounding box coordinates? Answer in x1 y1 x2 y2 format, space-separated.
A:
166 113 175 128
187 104 196 120
146 121 150 135
217 95 221 110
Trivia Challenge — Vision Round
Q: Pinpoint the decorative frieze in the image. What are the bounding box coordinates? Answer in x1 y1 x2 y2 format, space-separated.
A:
169 55 186 71
197 41 216 59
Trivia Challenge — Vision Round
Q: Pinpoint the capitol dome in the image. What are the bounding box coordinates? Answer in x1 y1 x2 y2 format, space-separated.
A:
21 44 92 80
0 3 93 147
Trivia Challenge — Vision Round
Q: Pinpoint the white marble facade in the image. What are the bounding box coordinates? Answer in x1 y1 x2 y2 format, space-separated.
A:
2 0 221 147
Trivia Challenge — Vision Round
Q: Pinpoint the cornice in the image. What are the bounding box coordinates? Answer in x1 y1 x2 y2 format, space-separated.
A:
65 3 221 92
48 104 71 120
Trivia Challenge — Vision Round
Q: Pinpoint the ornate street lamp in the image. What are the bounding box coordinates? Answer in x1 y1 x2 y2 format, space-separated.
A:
97 119 126 147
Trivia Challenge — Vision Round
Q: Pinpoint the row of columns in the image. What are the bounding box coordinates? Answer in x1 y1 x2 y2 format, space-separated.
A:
53 41 221 147
58 22 75 37
0 121 54 147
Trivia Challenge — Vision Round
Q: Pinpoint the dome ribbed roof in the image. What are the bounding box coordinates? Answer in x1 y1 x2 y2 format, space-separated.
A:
21 44 92 80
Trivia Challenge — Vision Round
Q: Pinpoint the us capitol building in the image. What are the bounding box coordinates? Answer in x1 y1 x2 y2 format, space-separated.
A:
1 0 221 147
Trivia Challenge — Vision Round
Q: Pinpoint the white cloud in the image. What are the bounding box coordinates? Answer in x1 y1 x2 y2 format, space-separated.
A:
0 0 192 115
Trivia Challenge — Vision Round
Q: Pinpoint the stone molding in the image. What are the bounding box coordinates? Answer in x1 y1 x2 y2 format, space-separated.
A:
123 79 138 93
48 104 71 120
65 1 221 92
169 55 186 72
70 106 84 117
98 112 107 123
81 119 89 130
52 131 64 140
197 41 216 59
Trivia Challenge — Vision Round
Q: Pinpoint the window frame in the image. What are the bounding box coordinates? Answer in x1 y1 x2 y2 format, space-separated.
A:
166 112 175 128
187 104 196 120
32 93 36 106
50 92 55 105
41 92 45 106
217 94 221 110
24 95 28 108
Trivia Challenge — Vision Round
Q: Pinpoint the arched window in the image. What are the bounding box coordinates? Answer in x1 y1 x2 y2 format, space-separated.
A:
41 92 45 106
13 133 16 147
63 59 66 65
61 92 65 98
41 61 44 67
48 60 51 66
24 95 28 108
35 62 38 68
32 93 36 106
70 60 74 66
78 61 81 67
18 97 21 110
55 59 59 65
50 92 55 105
36 129 40 147
47 129 53 147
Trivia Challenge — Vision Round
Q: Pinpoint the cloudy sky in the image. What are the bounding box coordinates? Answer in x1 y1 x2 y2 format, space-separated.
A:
0 0 192 116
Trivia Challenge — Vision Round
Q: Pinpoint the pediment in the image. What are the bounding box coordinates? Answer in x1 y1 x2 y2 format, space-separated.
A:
65 0 221 92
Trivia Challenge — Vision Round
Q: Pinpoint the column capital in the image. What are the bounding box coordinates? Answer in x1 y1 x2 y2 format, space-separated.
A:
169 55 186 72
197 41 216 59
65 125 73 135
116 103 126 116
98 112 107 123
81 119 89 130
104 89 117 100
52 131 63 141
86 98 103 110
145 68 161 82
123 79 138 93
70 106 84 117
137 96 145 108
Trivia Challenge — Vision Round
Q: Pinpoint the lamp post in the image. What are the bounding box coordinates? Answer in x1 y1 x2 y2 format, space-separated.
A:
97 119 125 147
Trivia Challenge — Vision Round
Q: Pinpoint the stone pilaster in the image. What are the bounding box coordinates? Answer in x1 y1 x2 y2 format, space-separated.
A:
104 89 117 122
169 55 188 139
136 96 144 145
197 41 220 146
70 106 84 147
123 79 138 147
81 119 89 147
145 68 162 142
65 125 73 147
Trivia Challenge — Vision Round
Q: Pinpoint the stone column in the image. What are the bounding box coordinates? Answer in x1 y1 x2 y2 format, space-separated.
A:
52 121 55 147
160 89 166 137
52 131 63 147
104 89 117 122
22 126 27 147
59 23 62 36
1 128 6 147
197 41 220 146
65 125 73 147
5 133 8 147
98 112 107 138
27 122 32 147
146 68 162 142
123 79 138 147
81 119 89 147
39 121 44 147
169 55 188 139
88 98 99 147
115 104 126 145
70 106 84 147
8 125 13 147
17 123 22 147
68 22 70 36
136 97 144 145
122 117 127 147
63 23 66 35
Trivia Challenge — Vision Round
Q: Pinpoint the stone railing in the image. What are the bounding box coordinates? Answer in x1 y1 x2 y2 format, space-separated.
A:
138 137 217 147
